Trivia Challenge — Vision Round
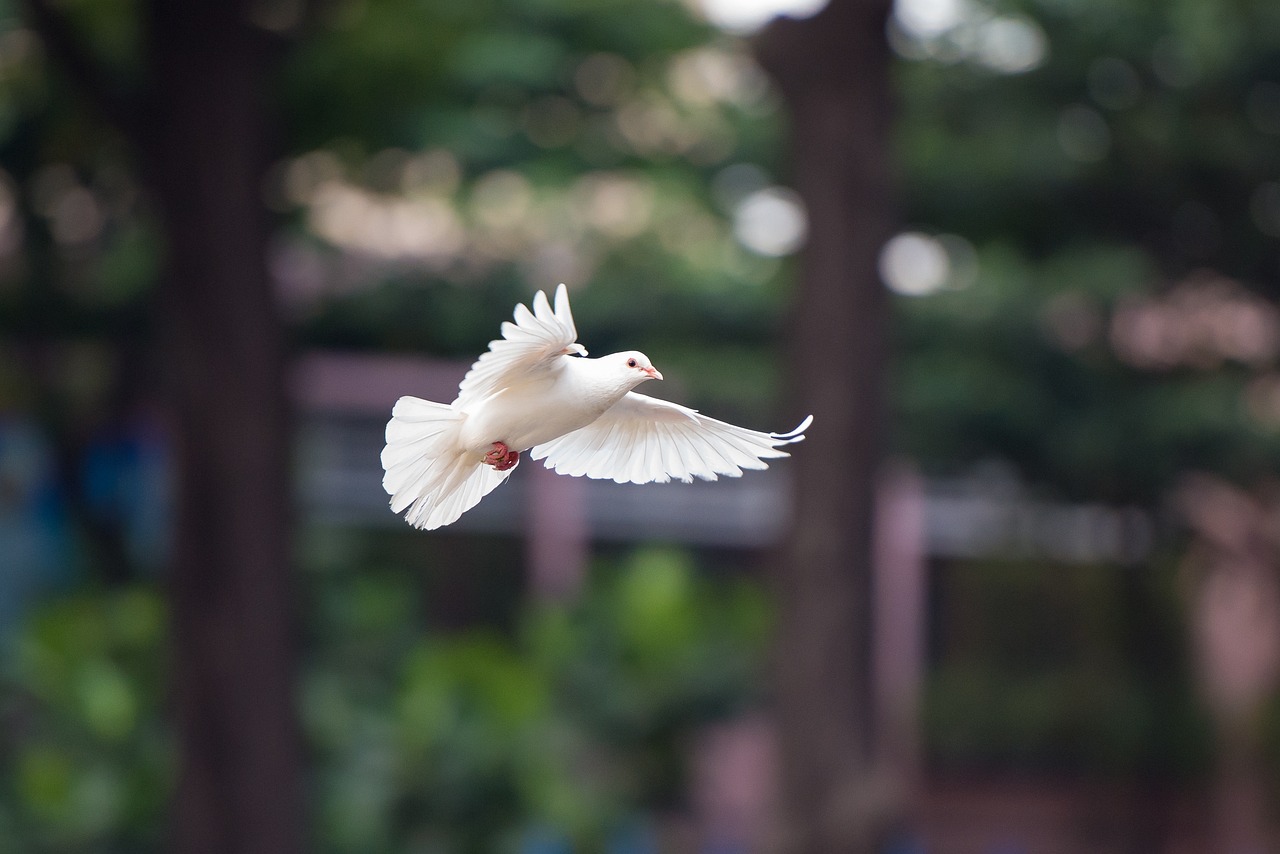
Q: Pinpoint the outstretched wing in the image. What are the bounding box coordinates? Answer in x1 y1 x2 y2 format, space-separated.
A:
454 283 584 408
531 392 812 484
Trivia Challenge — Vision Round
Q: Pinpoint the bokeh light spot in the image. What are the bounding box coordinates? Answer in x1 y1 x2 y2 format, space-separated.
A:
697 0 827 33
732 187 807 257
973 16 1046 74
880 232 950 296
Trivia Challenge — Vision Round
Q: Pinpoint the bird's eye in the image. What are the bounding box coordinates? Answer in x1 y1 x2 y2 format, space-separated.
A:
627 358 637 368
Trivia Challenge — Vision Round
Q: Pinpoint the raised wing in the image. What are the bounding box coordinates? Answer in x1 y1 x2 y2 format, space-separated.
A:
454 283 585 408
531 392 812 484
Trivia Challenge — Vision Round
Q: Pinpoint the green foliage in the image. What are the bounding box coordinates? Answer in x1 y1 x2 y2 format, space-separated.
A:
893 0 1280 503
273 0 793 425
301 545 768 853
0 588 169 852
0 549 767 852
306 546 768 852
525 549 768 798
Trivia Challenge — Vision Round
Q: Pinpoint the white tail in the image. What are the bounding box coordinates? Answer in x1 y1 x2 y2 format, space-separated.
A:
380 396 515 530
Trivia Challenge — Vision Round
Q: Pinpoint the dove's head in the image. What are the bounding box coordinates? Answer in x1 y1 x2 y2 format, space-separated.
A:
611 351 663 386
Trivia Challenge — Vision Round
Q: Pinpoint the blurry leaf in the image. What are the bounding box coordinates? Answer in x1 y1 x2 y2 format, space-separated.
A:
75 659 136 741
614 547 697 662
447 31 567 89
16 747 73 822
104 587 165 649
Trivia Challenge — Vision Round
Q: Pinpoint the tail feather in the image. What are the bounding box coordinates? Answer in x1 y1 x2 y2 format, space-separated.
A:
381 432 455 470
385 451 453 512
381 396 515 530
385 397 460 447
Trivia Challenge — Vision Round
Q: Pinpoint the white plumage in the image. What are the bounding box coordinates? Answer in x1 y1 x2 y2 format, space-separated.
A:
381 284 812 530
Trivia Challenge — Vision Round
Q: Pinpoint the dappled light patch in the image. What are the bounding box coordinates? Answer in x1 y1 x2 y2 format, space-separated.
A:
1109 274 1280 371
693 0 827 34
880 231 977 296
889 0 1047 74
732 186 805 258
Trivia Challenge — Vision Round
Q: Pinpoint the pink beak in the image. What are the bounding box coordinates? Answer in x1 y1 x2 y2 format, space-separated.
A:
643 366 663 380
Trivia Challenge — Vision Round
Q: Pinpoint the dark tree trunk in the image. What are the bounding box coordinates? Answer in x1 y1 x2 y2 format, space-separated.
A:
140 4 302 853
20 2 302 847
755 0 897 851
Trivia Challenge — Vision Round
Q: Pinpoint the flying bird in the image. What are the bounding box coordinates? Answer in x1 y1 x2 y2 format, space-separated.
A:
381 284 812 530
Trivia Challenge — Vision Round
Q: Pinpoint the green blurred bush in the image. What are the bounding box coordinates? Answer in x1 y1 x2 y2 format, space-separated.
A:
0 587 170 852
0 547 768 852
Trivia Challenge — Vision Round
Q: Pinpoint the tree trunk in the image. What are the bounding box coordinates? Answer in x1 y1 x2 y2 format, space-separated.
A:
141 4 302 853
755 1 897 851
21 0 303 844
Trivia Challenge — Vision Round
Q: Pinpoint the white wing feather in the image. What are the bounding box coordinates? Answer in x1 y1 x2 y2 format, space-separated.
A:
454 283 584 408
531 393 812 484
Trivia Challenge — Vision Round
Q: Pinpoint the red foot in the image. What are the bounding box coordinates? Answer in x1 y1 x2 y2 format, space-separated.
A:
483 442 520 472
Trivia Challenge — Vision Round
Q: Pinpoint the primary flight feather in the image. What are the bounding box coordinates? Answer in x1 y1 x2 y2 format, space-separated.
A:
381 284 812 530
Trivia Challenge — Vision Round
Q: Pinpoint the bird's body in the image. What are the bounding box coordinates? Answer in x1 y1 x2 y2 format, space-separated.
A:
381 284 811 530
456 353 627 454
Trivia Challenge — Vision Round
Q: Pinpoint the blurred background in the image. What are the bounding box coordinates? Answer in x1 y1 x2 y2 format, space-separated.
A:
2 0 1280 851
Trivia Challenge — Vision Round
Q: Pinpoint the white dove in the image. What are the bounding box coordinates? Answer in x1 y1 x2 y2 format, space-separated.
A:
381 284 812 530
